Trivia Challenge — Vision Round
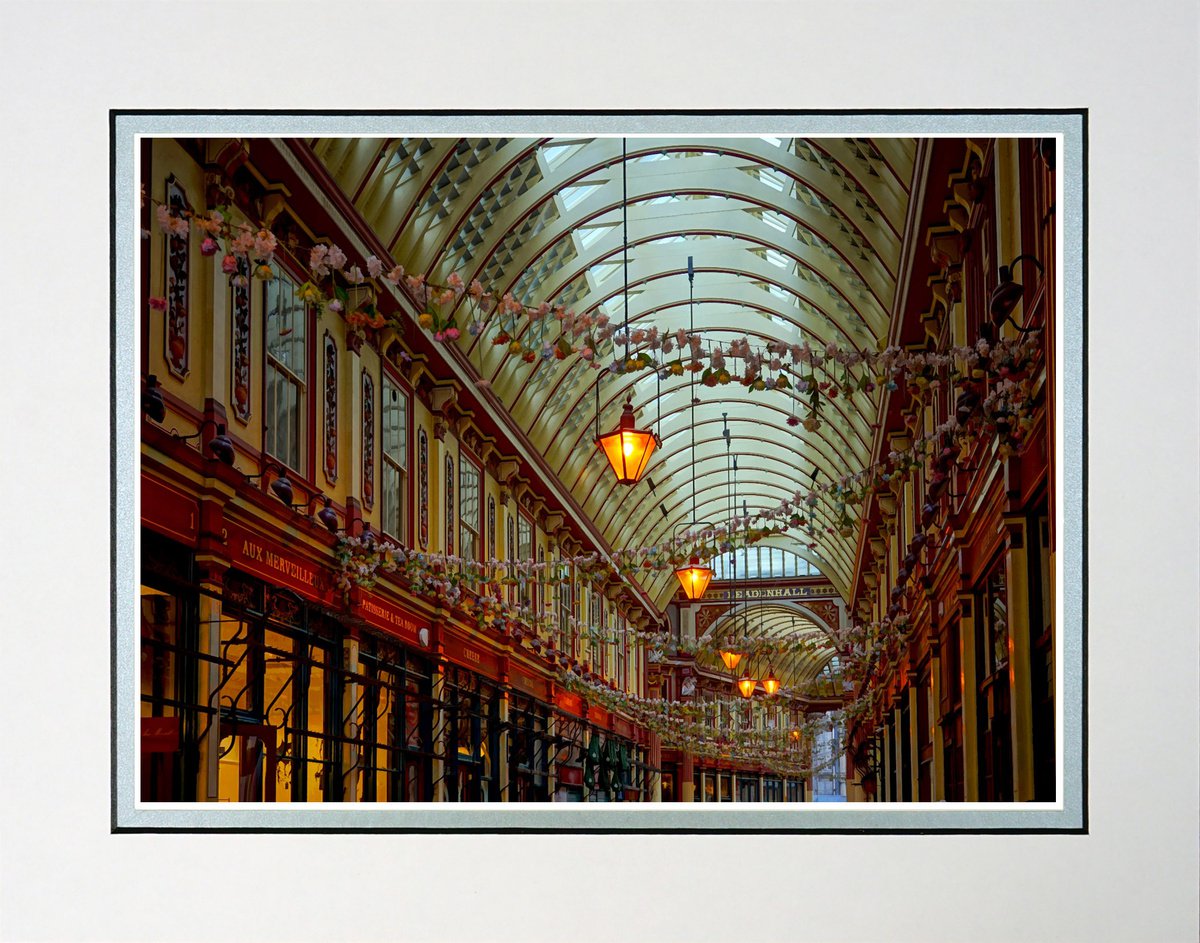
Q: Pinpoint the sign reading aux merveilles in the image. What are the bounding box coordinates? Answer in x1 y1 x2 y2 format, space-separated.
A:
225 523 328 603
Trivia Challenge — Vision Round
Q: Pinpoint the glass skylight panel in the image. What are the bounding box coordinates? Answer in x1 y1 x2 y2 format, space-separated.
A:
758 167 788 192
761 210 790 233
764 248 790 269
588 262 621 285
578 224 616 248
560 183 603 210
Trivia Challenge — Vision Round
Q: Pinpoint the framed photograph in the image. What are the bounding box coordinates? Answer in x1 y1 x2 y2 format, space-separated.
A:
4 5 1197 942
115 111 1084 832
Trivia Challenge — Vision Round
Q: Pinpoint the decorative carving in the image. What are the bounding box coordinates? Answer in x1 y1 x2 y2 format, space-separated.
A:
163 175 190 379
445 454 455 555
417 428 429 549
230 253 251 423
361 370 375 509
266 587 302 627
807 599 840 631
323 332 338 485
223 570 258 611
695 604 731 636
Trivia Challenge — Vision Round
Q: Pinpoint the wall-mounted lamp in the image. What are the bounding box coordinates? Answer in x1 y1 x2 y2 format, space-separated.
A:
171 418 235 466
314 497 340 534
244 461 302 508
989 254 1044 333
142 375 166 423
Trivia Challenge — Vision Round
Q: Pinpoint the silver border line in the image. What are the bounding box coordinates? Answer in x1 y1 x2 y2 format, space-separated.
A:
113 111 1085 832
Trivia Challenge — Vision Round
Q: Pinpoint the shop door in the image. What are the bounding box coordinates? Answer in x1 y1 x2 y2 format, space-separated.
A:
218 720 278 802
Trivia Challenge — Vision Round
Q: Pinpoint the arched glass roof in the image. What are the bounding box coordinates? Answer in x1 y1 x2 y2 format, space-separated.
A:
696 602 843 693
311 136 916 607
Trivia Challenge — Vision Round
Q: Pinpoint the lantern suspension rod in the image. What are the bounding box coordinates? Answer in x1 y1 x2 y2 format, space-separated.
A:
724 412 734 608
688 255 697 523
622 138 630 362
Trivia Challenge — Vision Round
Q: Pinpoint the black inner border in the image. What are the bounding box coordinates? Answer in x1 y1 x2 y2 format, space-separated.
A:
111 109 1088 835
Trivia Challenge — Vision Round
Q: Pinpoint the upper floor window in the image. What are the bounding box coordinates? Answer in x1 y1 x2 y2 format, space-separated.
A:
459 454 481 563
264 271 308 472
557 562 573 653
982 565 1009 678
381 374 409 543
517 512 533 611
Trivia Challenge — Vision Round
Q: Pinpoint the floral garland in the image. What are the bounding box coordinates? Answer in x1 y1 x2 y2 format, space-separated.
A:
146 204 1042 421
561 671 843 776
334 331 1041 595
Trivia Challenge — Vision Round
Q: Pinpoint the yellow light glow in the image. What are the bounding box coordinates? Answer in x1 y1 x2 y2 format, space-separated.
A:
762 668 781 696
736 671 757 698
719 649 743 671
673 558 713 601
596 401 657 485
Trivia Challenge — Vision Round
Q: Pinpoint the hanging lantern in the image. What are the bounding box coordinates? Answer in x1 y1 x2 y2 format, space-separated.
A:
762 665 781 696
673 555 713 601
596 399 657 484
789 728 801 742
736 669 757 698
719 647 743 671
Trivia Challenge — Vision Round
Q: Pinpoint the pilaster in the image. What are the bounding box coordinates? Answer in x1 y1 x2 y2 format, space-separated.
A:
959 593 980 801
1004 515 1036 801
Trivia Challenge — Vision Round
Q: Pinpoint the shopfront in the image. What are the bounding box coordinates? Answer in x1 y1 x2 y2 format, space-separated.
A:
507 690 552 802
216 568 350 802
438 663 499 801
139 527 203 802
551 691 587 801
352 632 435 802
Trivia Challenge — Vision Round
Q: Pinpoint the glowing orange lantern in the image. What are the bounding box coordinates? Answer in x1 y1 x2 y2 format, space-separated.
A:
736 670 757 698
762 665 781 696
789 728 801 742
596 399 657 484
719 648 743 671
673 555 713 601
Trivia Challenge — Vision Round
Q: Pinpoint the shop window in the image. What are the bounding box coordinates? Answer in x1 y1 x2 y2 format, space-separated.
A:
139 531 203 802
355 635 433 802
940 619 965 801
1029 510 1056 800
140 583 199 801
977 562 1014 801
215 574 346 802
737 776 760 802
458 454 481 563
508 693 551 801
380 374 409 543
264 271 308 473
443 666 501 801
